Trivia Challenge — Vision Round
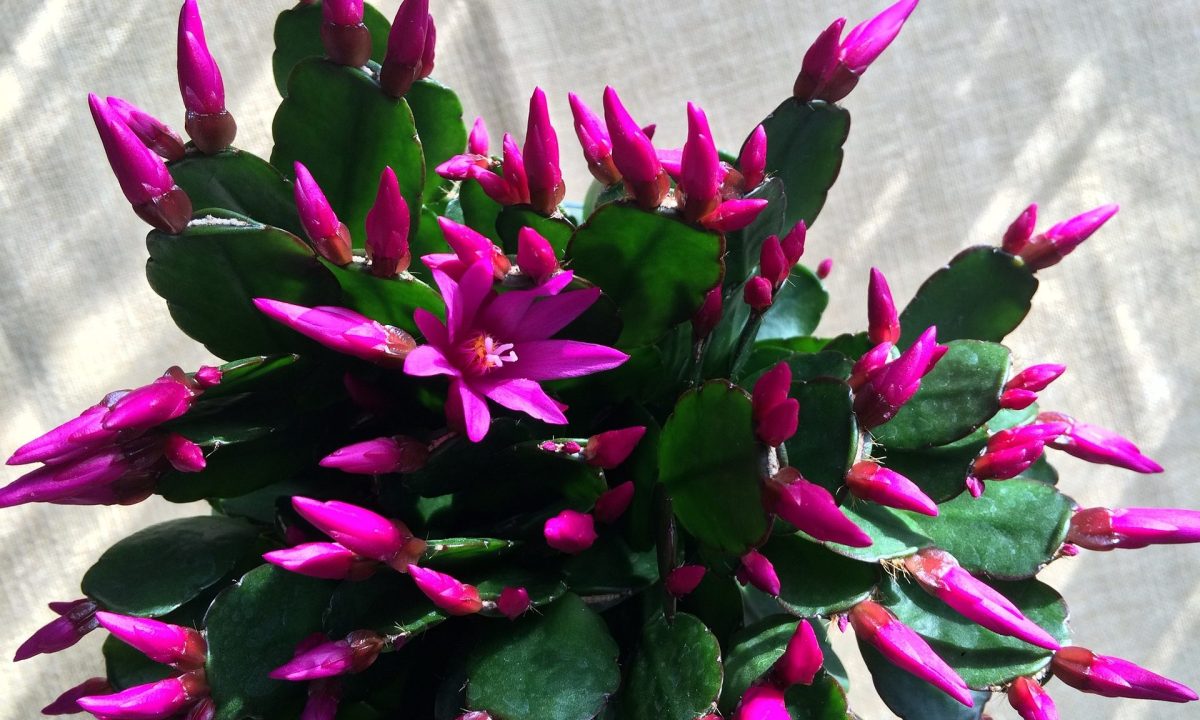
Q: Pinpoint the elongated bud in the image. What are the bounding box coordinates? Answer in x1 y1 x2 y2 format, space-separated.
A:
365 167 412 277
693 286 723 339
760 236 789 289
1067 506 1200 551
320 435 428 475
703 198 769 232
77 675 199 720
14 599 98 662
840 0 921 73
1051 646 1197 703
584 426 646 468
603 86 668 209
1007 363 1065 393
294 162 353 266
407 565 484 615
291 497 425 568
164 433 206 473
380 0 432 97
43 677 113 716
1039 411 1162 473
733 683 789 720
593 481 635 523
816 257 833 279
744 275 775 312
794 18 846 102
321 0 371 67
1002 203 1038 254
517 227 560 285
7 403 115 466
544 509 597 554
780 221 807 265
501 134 531 205
103 377 195 432
1008 677 1058 720
771 619 824 687
106 97 186 162
270 631 385 681
752 363 799 447
970 421 1067 482
496 587 531 620
850 600 974 707
999 388 1038 410
468 116 490 155
177 0 235 153
1019 205 1119 271
739 125 767 190
88 94 191 234
568 92 619 184
253 299 416 367
770 467 873 547
846 461 938 516
903 548 1060 650
665 565 707 598
434 217 513 280
867 268 901 344
736 549 781 595
854 326 942 428
524 87 565 214
0 444 157 509
679 103 723 222
263 542 373 580
95 612 207 668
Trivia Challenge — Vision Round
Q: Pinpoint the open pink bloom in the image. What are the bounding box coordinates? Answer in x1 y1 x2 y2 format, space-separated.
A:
665 565 707 598
738 125 767 190
106 97 186 162
733 683 789 720
320 435 429 475
1018 205 1119 271
263 542 372 580
593 481 635 523
254 299 416 368
380 0 433 97
849 600 974 707
770 467 873 547
771 619 824 687
568 92 619 185
903 548 1060 650
407 565 484 615
403 259 628 442
584 426 646 469
95 612 207 668
794 0 920 103
291 497 426 568
1008 677 1059 720
271 631 385 681
43 677 113 715
1051 646 1197 703
1002 204 1039 254
867 268 900 345
853 326 945 429
77 675 199 720
544 509 598 554
736 549 781 596
13 599 99 662
846 461 938 516
496 587 531 619
1067 506 1200 551
1038 411 1162 473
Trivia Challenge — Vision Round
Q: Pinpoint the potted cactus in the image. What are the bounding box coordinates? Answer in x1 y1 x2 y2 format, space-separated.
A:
5 1 1196 718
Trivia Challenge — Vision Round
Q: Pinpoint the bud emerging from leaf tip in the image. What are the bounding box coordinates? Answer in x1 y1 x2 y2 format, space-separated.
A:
524 87 565 215
853 325 941 428
1008 677 1059 720
270 631 384 681
568 92 618 184
794 17 846 102
1039 411 1162 473
679 102 722 222
665 565 707 598
544 509 597 554
1051 646 1197 702
846 461 938 516
867 268 901 344
760 236 789 290
294 162 353 266
263 542 368 580
320 435 429 475
517 227 559 284
407 565 484 615
752 363 797 447
744 275 775 312
1007 363 1065 393
381 0 433 97
496 587 531 620
771 467 874 547
771 619 824 687
1002 203 1038 254
693 286 723 339
365 166 412 277
739 125 767 190
106 97 186 162
736 549 781 596
593 481 635 524
603 86 668 208
584 426 646 468
177 0 235 153
703 198 769 232
1019 204 1119 271
102 378 195 432
291 497 421 566
1067 506 1200 551
817 257 833 279
253 299 416 367
781 221 807 265
468 116 490 155
14 599 98 662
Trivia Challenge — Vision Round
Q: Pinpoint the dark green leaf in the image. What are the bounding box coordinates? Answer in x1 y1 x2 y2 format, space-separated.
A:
562 535 658 601
407 79 467 204
271 1 392 96
206 566 336 720
679 572 744 648
859 641 989 720
825 502 932 562
201 355 301 400
567 202 724 348
422 537 517 565
464 594 620 720
725 178 786 284
750 99 849 229
1021 455 1059 484
622 613 722 720
762 533 877 616
784 379 858 492
272 59 425 247
324 572 445 638
170 149 302 236
323 260 444 335
784 678 850 720
872 340 1011 449
496 205 576 255
145 211 343 360
82 516 257 617
912 479 1073 579
660 382 770 555
758 264 829 341
104 635 175 690
899 246 1038 347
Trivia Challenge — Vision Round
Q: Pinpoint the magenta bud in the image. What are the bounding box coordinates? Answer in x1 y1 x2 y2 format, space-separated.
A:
679 102 723 222
468 116 490 155
7 403 116 466
770 467 873 547
1067 506 1200 551
434 216 512 280
584 426 646 469
771 619 824 687
177 0 235 154
846 461 938 516
291 497 422 566
380 0 433 98
1008 677 1059 720
603 86 668 209
77 676 194 720
867 268 901 345
544 509 598 554
739 125 768 190
760 236 790 289
816 257 833 279
1006 364 1065 393
320 435 429 475
693 286 723 340
999 388 1039 410
102 378 194 432
665 565 707 598
853 326 941 429
1002 203 1038 254
593 481 635 524
752 363 798 447
703 198 769 233
1039 411 1163 473
736 549 781 596
794 17 846 102
270 631 385 681
732 683 790 720
263 542 369 580
193 366 222 388
562 441 583 455
744 275 775 312
43 677 113 716
14 599 98 662
500 133 531 205
293 162 353 266
323 0 364 26
970 421 1066 482
0 445 146 509
780 221 807 265
496 587 531 620
106 97 186 162
161 433 203 473
253 299 416 368
568 92 619 185
524 87 565 215
455 713 494 720
407 564 484 615
1051 646 1198 703
850 600 974 707
365 167 412 277
840 0 920 73
517 227 560 284
95 612 207 668
186 698 216 720
1019 204 1119 271
903 548 1060 650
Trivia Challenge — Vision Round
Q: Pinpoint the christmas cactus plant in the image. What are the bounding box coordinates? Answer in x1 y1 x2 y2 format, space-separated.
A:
6 0 1197 718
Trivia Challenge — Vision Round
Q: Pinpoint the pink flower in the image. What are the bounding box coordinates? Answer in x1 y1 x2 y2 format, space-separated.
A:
291 497 426 569
320 435 429 475
468 116 489 155
106 97 186 162
1051 646 1197 703
544 509 597 554
254 300 417 368
524 87 565 214
1018 205 1119 271
736 549 781 596
293 162 353 266
568 92 620 185
603 86 669 209
738 125 767 190
692 286 723 339
816 258 833 279
13 599 98 662
380 0 434 97
42 677 112 716
771 619 824 687
407 565 484 615
403 260 628 442
752 362 799 447
95 612 207 668
263 542 372 580
77 675 199 720
853 326 945 429
365 167 412 277
177 0 236 154
1039 411 1162 473
323 0 364 26
732 683 789 720
516 227 560 285
1002 204 1039 254
678 103 724 223
769 467 873 547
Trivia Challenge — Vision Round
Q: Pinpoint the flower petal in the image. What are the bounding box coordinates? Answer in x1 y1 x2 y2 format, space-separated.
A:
509 288 603 342
496 340 628 381
404 345 459 378
453 379 491 442
457 260 496 335
413 308 448 347
480 378 568 425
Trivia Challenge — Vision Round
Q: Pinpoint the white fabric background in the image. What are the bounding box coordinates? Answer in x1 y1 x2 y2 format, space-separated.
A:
1 1 1197 718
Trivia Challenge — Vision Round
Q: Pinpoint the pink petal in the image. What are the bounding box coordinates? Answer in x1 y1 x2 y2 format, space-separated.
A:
413 308 448 347
494 340 629 382
404 345 459 378
507 287 602 342
479 378 568 425
452 380 491 442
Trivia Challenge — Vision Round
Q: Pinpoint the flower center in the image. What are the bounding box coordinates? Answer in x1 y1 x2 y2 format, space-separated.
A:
464 333 517 373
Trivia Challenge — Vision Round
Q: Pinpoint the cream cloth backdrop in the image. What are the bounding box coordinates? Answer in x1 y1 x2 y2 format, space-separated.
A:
1 0 1197 718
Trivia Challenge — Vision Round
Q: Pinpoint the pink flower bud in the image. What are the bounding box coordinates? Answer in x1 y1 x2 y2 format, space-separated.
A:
760 236 790 289
517 227 560 284
665 565 707 598
7 403 116 466
95 612 207 668
603 86 668 209
302 679 342 720
853 326 942 429
840 0 921 73
1002 204 1038 255
593 481 635 524
43 677 113 716
291 497 424 567
103 378 195 432
263 542 372 580
771 619 824 687
702 198 769 233
736 549 781 596
903 548 1060 650
867 268 901 345
1067 506 1200 551
455 713 493 720
583 426 646 469
501 133 531 205
846 461 938 517
365 166 412 277
1051 646 1197 703
744 275 775 312
407 565 484 615
496 587 531 620
1039 411 1163 473
320 435 429 475
77 675 195 720
693 286 723 340
568 92 619 185
293 162 352 266
1008 677 1059 720
468 116 490 155
816 257 833 279
106 97 186 162
322 0 364 26
849 600 974 707
733 682 789 720
739 125 767 190
270 631 385 681
177 0 235 154
679 103 723 223
433 217 512 280
999 388 1038 410
253 299 416 368
780 221 807 265
970 421 1067 482
770 467 873 547
794 18 846 102
14 599 98 662
544 509 598 554
1006 364 1065 393
563 441 583 455
752 363 799 447
380 0 433 97
1019 205 1119 271
524 87 565 215
848 341 893 391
